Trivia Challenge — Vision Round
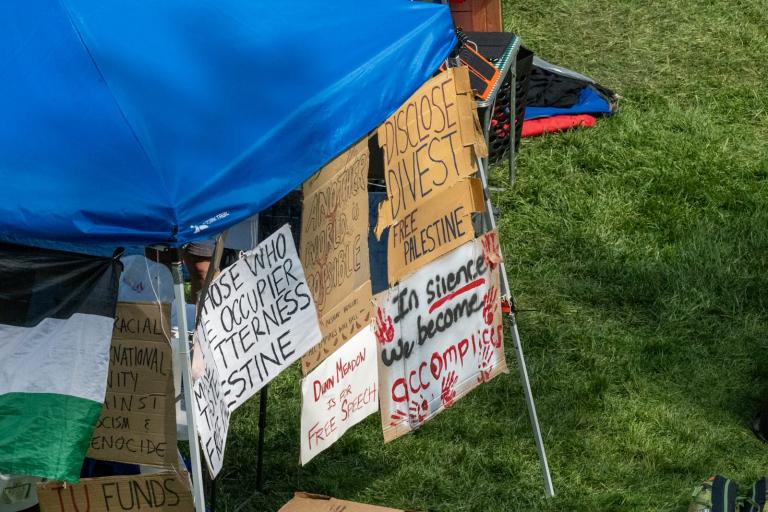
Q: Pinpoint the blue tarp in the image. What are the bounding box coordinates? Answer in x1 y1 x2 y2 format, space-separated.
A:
524 87 613 121
0 0 455 249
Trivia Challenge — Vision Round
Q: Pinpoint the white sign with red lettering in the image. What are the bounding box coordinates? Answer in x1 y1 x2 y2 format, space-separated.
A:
300 326 378 465
375 231 507 442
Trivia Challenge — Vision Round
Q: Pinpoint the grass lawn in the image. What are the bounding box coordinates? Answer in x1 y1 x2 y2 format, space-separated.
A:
210 1 768 510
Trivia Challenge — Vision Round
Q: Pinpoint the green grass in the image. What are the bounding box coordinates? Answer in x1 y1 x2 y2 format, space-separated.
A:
209 1 768 510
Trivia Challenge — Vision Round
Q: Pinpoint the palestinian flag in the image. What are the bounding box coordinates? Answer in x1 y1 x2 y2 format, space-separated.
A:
0 243 121 482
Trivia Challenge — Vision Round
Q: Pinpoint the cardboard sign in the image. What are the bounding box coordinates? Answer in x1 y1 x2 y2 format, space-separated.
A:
300 326 378 465
199 224 322 411
375 232 506 442
301 282 372 374
192 327 230 478
386 178 485 285
88 303 176 467
300 140 373 372
300 139 371 316
37 472 193 512
376 67 487 235
278 492 405 512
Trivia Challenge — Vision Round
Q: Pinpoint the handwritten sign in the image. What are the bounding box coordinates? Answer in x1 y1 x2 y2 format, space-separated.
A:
199 224 322 411
386 178 485 284
37 472 193 512
375 67 487 234
192 327 230 478
300 140 372 373
301 282 372 374
375 232 506 442
300 326 378 465
88 302 176 467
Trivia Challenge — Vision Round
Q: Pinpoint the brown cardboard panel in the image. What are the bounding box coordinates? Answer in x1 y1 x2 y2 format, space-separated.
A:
300 139 370 318
37 472 193 512
375 67 486 237
87 334 176 467
113 302 171 342
301 281 372 374
278 492 405 512
386 178 485 285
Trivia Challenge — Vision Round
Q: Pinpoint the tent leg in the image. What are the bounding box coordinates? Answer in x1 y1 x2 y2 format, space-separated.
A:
256 385 268 491
476 156 555 498
172 261 207 512
508 312 554 497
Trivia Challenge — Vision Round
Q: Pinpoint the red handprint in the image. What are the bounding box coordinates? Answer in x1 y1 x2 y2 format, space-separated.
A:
408 397 429 425
477 344 494 384
389 408 407 427
482 286 499 325
389 395 429 427
481 232 501 270
441 371 458 408
374 307 394 345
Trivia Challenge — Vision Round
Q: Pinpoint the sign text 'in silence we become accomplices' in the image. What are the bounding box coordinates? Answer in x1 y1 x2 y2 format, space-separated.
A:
199 224 322 412
376 66 487 232
300 326 378 465
375 232 507 442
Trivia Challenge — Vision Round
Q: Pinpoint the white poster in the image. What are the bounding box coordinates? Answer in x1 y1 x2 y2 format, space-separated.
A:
300 326 378 465
375 232 507 442
192 328 230 478
199 224 322 411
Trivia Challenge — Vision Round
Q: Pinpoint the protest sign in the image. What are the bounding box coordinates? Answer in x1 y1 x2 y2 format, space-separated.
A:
375 67 487 236
375 232 506 442
300 139 370 316
300 140 372 372
88 302 176 467
278 492 405 512
192 328 230 478
199 224 322 411
386 178 485 285
301 282 372 374
300 326 378 465
37 472 193 512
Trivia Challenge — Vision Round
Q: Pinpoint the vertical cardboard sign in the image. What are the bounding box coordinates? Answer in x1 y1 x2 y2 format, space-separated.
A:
37 472 194 512
386 178 485 284
300 326 378 465
375 232 507 442
300 140 372 373
88 302 176 467
199 224 322 412
375 66 488 235
192 328 230 478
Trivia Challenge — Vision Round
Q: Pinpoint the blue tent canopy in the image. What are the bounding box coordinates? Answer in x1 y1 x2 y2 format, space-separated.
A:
0 0 455 249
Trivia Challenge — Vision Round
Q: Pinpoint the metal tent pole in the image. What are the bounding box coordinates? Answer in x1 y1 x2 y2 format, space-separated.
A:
171 259 207 512
476 157 555 498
